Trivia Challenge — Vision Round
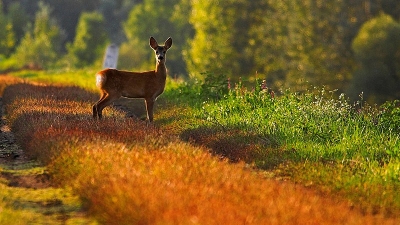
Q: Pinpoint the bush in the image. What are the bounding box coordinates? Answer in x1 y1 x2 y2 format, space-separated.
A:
350 13 400 103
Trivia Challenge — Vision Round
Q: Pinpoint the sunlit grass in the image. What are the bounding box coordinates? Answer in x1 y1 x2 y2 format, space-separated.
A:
0 75 23 95
161 78 400 216
0 161 97 225
9 69 98 92
3 77 396 224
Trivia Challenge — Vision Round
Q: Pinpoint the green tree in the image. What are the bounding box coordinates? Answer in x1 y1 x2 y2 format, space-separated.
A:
120 0 190 76
0 1 15 57
13 1 64 69
250 0 358 91
187 0 400 91
188 0 246 78
44 0 100 46
7 2 29 47
67 12 108 68
187 0 358 86
349 13 400 103
99 0 135 44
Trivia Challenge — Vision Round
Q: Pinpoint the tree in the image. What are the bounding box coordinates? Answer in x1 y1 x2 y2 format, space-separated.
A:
7 2 29 47
13 1 64 69
44 0 100 46
120 0 190 76
67 12 108 68
188 0 247 79
187 0 400 92
349 13 400 103
249 0 362 91
98 0 134 44
0 0 15 56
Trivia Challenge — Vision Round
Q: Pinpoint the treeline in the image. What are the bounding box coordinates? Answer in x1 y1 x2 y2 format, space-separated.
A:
0 0 400 103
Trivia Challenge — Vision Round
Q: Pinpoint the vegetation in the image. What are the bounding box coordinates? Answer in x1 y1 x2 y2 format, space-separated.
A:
13 2 64 69
0 75 98 225
0 2 15 57
66 12 109 68
0 0 399 102
0 73 398 224
163 74 400 215
0 162 96 224
1 0 400 223
350 13 400 103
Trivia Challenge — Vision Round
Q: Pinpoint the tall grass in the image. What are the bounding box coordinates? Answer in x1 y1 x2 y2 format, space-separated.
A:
9 69 98 91
162 74 400 216
2 81 395 224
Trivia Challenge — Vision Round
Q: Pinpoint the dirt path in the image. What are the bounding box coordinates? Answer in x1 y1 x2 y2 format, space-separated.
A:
0 97 51 188
0 97 95 224
0 98 24 164
1 80 398 224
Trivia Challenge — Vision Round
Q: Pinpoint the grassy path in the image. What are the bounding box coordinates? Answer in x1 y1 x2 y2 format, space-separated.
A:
0 76 97 224
0 75 399 224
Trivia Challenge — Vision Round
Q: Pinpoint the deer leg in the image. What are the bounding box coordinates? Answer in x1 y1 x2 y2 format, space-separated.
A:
93 93 107 119
95 93 120 119
145 98 155 122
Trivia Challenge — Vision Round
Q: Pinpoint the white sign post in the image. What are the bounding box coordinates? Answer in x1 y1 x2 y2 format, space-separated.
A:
102 44 119 69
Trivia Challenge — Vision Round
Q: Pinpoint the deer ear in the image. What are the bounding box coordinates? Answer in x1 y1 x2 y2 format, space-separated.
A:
164 37 172 50
149 37 158 50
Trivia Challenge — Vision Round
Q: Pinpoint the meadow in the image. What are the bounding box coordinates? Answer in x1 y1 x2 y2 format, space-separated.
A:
0 71 399 224
161 73 400 215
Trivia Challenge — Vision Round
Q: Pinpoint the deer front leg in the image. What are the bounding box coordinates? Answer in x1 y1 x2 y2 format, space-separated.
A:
145 98 155 122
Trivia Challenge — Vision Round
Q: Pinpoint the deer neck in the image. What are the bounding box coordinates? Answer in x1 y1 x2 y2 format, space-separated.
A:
155 61 167 79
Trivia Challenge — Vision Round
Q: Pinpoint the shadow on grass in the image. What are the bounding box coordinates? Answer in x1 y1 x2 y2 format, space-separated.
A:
180 126 295 169
3 83 295 171
2 83 98 104
0 83 97 224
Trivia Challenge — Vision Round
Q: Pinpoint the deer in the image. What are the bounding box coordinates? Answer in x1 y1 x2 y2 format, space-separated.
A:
93 36 172 122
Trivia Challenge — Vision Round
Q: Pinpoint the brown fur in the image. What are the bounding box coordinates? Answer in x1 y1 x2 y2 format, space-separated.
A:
93 37 172 122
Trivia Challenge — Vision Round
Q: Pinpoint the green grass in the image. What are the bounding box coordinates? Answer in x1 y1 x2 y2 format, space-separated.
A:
161 76 400 216
0 161 97 225
5 70 400 217
3 77 395 224
10 69 98 92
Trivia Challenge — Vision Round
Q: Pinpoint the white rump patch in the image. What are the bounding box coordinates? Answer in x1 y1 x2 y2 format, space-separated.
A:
96 74 106 88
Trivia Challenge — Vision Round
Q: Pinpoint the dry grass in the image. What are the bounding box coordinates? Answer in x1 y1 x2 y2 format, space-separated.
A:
3 82 399 224
0 75 23 95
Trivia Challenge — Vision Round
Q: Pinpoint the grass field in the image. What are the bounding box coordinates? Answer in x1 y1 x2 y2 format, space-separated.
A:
0 71 399 224
162 74 400 216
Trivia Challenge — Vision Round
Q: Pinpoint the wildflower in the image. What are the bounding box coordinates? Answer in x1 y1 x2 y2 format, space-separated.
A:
261 79 267 90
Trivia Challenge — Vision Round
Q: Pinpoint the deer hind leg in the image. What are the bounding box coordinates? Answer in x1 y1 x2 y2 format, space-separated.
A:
145 98 155 122
93 93 120 119
93 92 107 119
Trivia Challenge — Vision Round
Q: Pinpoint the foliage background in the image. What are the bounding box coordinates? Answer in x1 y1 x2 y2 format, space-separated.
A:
0 0 399 103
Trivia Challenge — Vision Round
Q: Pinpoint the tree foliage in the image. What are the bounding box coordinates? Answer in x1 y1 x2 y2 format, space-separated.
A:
13 2 64 69
350 13 400 103
1 0 400 103
0 1 15 57
188 0 371 90
120 0 190 76
187 0 400 96
7 2 29 46
188 0 243 78
67 12 108 68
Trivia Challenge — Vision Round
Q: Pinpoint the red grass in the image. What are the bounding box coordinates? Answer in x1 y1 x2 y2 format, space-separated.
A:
2 81 399 224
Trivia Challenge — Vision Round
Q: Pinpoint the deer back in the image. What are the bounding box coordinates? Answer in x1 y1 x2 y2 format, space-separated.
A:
96 69 166 99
